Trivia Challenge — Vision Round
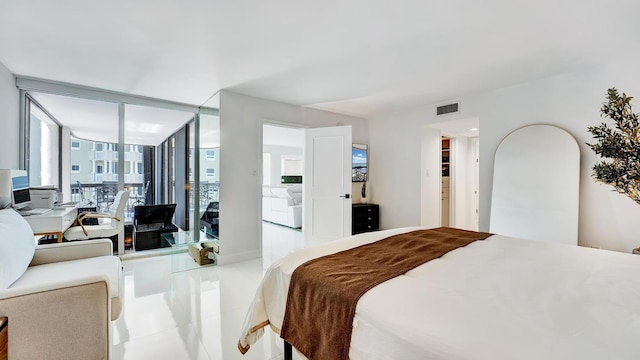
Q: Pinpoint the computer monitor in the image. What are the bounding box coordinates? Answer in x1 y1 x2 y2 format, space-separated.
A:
10 170 31 210
0 169 30 210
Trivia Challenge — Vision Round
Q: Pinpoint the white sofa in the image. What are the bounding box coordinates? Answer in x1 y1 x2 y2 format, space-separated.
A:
262 184 302 228
0 208 122 360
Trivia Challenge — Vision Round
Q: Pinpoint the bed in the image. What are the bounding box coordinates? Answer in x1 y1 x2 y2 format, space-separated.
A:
238 226 640 359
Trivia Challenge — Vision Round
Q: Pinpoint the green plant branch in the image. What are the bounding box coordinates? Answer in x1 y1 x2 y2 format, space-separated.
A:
587 88 640 204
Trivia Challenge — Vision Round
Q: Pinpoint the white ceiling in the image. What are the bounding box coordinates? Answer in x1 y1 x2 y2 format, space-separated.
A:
30 92 196 145
2 1 640 118
430 117 480 138
263 124 305 148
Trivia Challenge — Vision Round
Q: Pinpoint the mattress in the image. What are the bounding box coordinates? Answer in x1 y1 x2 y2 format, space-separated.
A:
239 227 640 359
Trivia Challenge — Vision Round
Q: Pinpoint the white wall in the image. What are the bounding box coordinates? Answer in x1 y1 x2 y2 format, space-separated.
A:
0 62 19 169
370 58 640 253
262 144 302 185
219 91 369 264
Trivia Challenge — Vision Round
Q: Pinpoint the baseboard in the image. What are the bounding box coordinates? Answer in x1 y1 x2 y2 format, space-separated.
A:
216 249 261 265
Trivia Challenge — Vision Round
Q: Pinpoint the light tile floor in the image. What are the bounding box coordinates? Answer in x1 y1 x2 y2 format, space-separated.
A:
112 222 303 360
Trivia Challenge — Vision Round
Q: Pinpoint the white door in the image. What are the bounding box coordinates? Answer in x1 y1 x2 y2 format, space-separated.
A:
303 126 352 244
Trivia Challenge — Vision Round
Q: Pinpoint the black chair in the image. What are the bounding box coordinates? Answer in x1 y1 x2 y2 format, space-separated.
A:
77 206 99 225
200 201 219 237
133 204 178 251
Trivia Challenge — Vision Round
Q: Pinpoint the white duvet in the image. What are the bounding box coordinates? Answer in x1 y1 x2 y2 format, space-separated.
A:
239 227 640 359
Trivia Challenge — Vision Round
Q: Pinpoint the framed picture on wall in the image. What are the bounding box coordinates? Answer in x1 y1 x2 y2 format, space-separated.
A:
352 144 368 182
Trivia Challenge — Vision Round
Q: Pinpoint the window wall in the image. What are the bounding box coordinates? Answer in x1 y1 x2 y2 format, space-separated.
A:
26 98 60 188
68 136 151 219
157 112 220 239
187 113 220 239
198 114 220 207
18 83 220 251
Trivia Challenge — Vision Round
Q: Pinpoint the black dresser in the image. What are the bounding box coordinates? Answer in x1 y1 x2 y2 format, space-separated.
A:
352 203 379 235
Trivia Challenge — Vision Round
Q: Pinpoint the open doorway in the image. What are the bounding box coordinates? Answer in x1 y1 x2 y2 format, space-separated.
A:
421 118 479 231
261 124 305 262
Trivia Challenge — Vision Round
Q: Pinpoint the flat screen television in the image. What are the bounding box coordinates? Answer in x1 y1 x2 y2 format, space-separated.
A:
352 144 368 182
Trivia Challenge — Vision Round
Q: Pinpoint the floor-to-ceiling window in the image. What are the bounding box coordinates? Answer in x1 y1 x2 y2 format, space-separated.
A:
26 92 121 208
123 103 194 227
18 80 219 253
68 135 156 220
197 112 220 239
25 96 60 188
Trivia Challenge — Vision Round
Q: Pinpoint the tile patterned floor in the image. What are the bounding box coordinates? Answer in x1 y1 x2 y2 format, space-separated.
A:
111 222 303 360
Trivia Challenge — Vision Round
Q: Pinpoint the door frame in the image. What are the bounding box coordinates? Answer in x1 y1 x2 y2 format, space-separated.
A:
421 117 480 230
258 119 308 252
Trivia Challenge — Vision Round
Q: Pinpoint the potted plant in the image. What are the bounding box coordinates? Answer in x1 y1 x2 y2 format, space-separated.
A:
587 88 640 253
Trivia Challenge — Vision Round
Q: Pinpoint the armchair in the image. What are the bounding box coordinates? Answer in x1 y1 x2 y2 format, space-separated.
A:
64 190 129 255
0 209 122 359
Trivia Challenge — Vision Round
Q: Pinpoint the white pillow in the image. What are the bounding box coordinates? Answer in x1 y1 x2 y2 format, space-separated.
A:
0 208 36 289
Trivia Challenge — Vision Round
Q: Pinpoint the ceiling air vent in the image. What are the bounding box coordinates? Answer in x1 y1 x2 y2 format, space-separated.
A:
436 102 459 116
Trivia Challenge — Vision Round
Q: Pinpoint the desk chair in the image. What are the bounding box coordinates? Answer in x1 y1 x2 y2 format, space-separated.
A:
76 180 95 206
64 190 129 255
100 181 118 212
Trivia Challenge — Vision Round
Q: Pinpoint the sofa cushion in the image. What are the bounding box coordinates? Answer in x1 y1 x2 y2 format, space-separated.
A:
286 184 303 195
286 185 303 205
0 209 36 289
64 223 117 240
11 255 122 299
269 187 290 198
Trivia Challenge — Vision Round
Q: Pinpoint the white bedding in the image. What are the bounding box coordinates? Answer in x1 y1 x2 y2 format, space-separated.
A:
239 227 640 359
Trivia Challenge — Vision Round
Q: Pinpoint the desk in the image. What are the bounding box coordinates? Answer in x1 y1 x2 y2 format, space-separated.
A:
23 206 77 242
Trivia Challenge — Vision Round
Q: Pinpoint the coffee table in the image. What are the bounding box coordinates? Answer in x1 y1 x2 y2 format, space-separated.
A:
160 230 218 272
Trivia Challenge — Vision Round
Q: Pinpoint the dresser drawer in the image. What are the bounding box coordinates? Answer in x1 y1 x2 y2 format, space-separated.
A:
353 204 378 217
352 204 379 235
353 222 377 233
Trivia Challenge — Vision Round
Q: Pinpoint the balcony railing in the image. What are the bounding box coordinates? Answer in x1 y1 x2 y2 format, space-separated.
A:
71 181 220 222
71 182 145 223
189 181 220 210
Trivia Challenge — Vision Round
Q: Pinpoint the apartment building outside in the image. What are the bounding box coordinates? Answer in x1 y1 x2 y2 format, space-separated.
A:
69 136 220 198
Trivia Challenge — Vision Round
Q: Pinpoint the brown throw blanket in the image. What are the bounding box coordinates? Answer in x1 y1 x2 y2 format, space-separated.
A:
280 227 492 360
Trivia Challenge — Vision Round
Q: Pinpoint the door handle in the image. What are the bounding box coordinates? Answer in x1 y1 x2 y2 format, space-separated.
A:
340 194 351 199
